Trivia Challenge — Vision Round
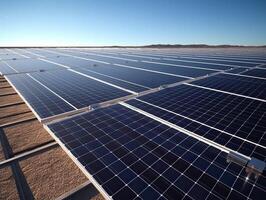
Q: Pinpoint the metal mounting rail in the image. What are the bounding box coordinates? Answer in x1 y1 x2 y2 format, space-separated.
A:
0 92 17 97
0 101 24 109
0 141 58 169
120 102 266 179
0 116 36 129
55 180 100 200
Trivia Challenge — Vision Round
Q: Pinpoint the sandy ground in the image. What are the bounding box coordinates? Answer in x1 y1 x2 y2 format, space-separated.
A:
0 142 4 160
0 104 31 118
19 147 88 199
0 83 10 88
0 76 104 200
0 87 15 94
3 119 53 154
0 111 34 126
0 95 22 106
0 167 19 200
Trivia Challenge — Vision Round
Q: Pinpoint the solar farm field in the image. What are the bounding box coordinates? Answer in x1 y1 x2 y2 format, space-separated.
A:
1 47 266 200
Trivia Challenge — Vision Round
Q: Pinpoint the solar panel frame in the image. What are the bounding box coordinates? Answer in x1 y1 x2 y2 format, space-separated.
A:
133 84 266 159
29 69 132 109
6 73 75 119
191 73 266 100
242 68 266 79
46 104 266 200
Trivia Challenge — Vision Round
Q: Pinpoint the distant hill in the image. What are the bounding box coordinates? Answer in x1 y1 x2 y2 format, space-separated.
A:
1 44 266 48
142 44 266 48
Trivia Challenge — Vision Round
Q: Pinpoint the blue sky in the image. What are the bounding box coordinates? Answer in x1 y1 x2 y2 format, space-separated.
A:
1 0 266 46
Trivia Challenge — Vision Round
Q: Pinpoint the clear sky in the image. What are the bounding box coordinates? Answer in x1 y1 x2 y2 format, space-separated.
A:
1 0 266 46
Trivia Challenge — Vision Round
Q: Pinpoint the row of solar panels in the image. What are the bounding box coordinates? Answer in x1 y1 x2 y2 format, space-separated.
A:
1 48 266 200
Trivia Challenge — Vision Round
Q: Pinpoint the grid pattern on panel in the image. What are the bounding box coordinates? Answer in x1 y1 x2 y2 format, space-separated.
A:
0 53 23 60
78 64 187 89
44 56 97 68
30 70 130 109
0 61 16 74
137 84 266 152
6 73 74 118
192 73 266 100
226 68 249 74
175 57 258 68
127 99 266 162
76 68 148 93
243 69 266 79
29 49 63 58
4 59 63 73
48 104 265 200
124 62 218 78
158 59 231 70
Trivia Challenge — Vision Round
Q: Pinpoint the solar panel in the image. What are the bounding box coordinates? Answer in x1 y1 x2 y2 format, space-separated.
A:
27 48 65 58
6 73 75 119
45 51 218 78
1 58 64 74
226 68 249 74
75 64 187 89
134 84 266 156
3 48 266 200
137 57 232 71
76 68 149 93
41 55 104 68
191 73 266 100
114 60 218 78
0 61 17 75
46 104 265 200
126 99 266 161
163 57 260 68
242 68 266 79
29 70 131 109
0 52 23 60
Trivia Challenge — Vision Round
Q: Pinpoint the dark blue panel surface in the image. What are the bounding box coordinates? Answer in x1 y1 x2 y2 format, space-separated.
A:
0 61 17 75
226 68 248 74
6 73 74 118
74 68 149 93
3 59 63 74
127 99 266 161
48 104 265 200
192 73 266 100
30 70 131 108
76 63 187 89
243 69 266 79
169 57 259 68
136 84 266 152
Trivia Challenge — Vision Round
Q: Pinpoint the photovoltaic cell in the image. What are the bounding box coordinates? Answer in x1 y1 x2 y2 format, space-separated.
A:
0 61 17 75
119 61 218 78
127 99 266 161
135 84 266 154
73 68 148 93
3 58 64 74
43 51 219 78
47 104 265 200
76 63 187 89
0 53 24 60
226 68 249 74
242 68 266 79
6 73 74 118
168 57 259 68
191 73 266 100
29 70 131 108
150 58 231 70
42 56 98 68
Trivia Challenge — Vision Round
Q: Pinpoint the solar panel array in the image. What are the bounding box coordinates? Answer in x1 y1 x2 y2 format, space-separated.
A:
0 48 265 200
